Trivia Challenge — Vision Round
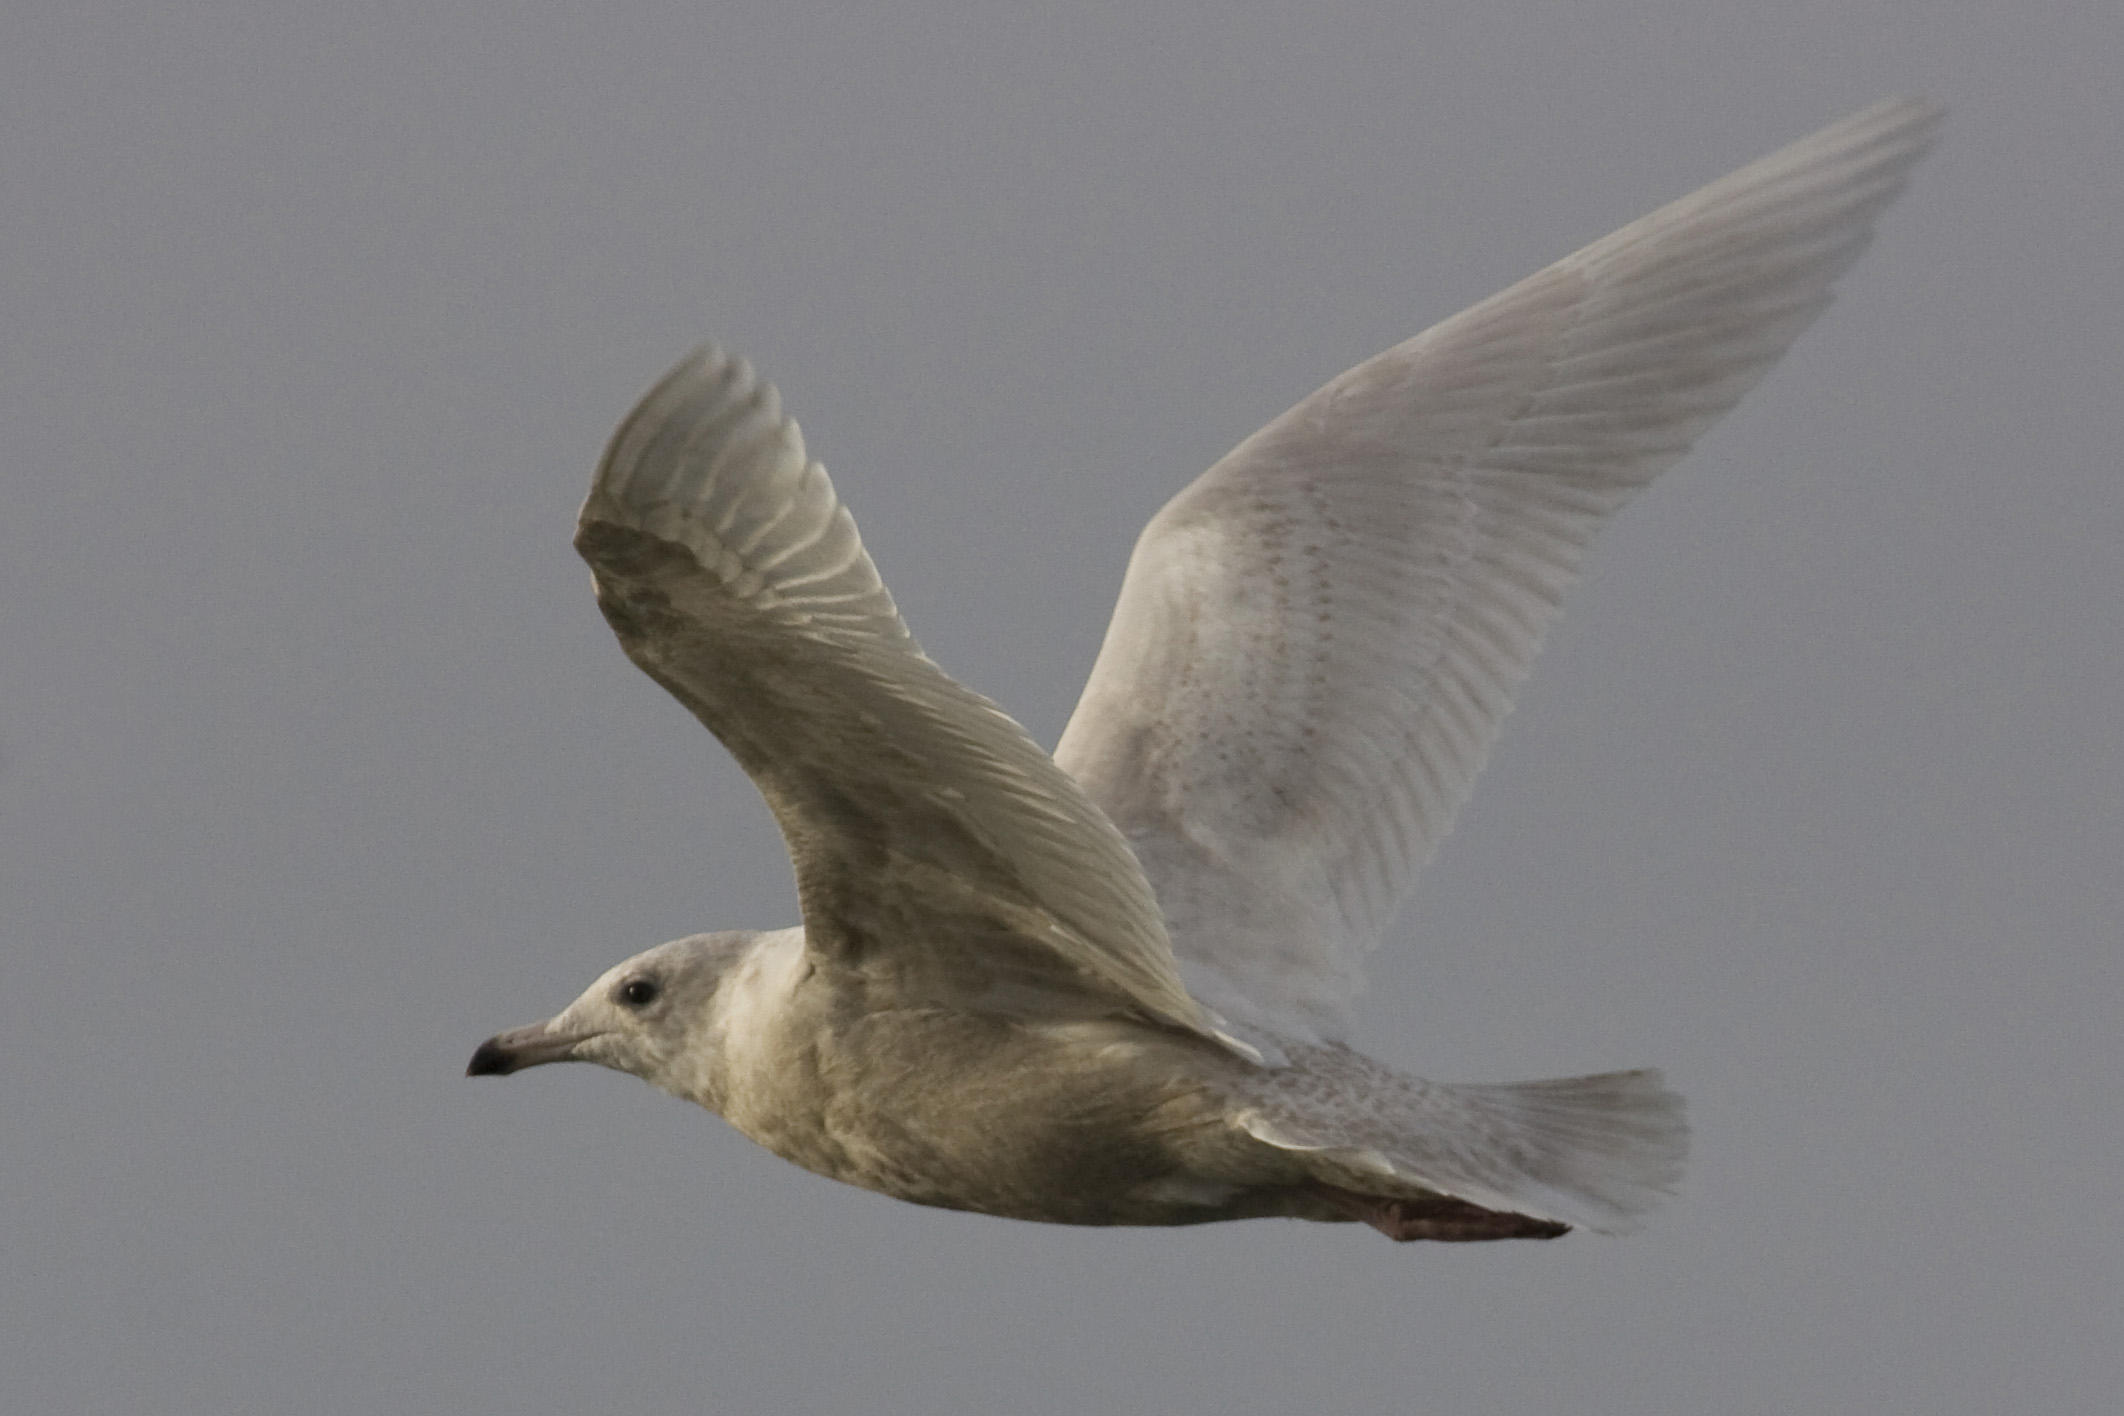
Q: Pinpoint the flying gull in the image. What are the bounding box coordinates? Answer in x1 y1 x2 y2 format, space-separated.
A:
470 98 1939 1242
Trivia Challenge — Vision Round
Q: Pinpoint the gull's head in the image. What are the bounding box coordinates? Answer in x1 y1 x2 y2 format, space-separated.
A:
466 931 759 1099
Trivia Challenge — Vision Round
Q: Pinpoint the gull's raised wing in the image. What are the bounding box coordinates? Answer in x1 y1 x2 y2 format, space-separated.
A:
1055 97 1941 1040
580 349 1238 1051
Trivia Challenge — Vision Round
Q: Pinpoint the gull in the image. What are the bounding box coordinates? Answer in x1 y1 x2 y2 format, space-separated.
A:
469 98 1939 1242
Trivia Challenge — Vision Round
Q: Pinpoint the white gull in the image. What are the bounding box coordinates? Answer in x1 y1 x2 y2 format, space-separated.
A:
470 98 1938 1242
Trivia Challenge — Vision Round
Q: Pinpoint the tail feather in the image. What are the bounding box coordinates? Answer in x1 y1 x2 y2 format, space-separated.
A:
1443 1069 1689 1233
1241 1062 1688 1236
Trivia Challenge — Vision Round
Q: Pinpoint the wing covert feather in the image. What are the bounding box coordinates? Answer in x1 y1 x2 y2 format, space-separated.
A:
1055 98 1941 1039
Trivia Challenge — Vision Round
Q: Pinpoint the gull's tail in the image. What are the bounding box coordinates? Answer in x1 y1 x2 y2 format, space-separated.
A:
1242 1062 1688 1239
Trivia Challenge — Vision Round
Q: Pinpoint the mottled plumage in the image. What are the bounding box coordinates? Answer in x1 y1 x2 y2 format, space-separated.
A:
470 98 1938 1242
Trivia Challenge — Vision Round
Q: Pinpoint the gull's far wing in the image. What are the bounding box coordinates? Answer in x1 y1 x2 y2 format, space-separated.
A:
1054 97 1942 1041
580 348 1238 1051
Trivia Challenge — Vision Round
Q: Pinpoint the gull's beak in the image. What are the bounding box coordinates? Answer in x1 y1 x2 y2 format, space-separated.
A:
466 1020 594 1077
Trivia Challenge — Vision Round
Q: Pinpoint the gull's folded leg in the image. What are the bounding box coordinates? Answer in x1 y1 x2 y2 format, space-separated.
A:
1309 1183 1572 1243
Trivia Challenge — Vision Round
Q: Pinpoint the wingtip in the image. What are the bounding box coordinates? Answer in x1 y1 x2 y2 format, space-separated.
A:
1837 93 1947 155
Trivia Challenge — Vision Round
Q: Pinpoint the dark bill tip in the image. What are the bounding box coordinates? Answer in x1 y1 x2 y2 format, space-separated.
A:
466 1036 517 1077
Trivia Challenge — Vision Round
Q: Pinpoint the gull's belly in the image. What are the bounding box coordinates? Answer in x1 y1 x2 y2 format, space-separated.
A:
715 1002 1279 1225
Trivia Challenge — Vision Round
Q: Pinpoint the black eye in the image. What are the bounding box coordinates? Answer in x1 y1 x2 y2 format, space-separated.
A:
617 977 660 1008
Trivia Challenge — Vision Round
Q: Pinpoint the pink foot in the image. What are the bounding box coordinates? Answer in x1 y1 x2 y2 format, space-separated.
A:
1311 1183 1571 1242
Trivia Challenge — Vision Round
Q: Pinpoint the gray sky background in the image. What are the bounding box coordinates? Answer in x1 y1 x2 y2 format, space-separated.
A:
5 4 2118 1413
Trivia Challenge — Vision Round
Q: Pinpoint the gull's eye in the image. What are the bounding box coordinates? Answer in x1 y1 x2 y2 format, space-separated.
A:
617 977 661 1009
